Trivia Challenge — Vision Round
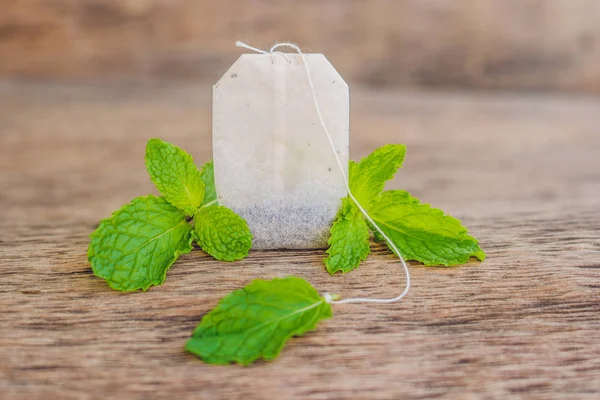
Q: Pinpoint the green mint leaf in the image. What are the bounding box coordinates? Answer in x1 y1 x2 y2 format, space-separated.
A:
185 276 332 365
193 205 252 261
367 220 385 242
145 138 205 215
324 197 370 274
349 144 406 208
369 190 486 266
200 159 217 206
88 195 193 292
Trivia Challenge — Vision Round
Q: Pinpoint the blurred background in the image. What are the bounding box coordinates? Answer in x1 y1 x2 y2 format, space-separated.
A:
2 0 600 225
2 0 600 92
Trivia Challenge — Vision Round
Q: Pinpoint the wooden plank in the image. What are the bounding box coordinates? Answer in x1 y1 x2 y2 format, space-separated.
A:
1 0 600 92
0 80 599 399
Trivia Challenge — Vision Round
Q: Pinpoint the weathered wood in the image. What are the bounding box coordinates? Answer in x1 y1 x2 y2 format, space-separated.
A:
0 80 599 399
1 0 600 92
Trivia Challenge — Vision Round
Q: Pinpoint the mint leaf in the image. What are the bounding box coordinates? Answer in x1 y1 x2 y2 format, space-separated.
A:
145 138 205 215
367 220 385 243
88 195 193 291
369 190 486 266
200 159 217 206
193 205 252 261
324 197 370 274
349 144 406 208
185 276 332 365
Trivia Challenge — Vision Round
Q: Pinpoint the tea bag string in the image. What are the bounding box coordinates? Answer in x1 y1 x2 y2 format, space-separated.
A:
235 41 410 305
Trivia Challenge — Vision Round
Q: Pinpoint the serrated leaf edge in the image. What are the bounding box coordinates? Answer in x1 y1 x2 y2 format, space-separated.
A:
145 138 205 216
192 205 252 262
370 190 486 267
88 195 193 292
185 277 332 365
324 198 371 275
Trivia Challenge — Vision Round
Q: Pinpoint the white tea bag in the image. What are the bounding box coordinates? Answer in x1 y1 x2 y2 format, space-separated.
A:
213 53 349 249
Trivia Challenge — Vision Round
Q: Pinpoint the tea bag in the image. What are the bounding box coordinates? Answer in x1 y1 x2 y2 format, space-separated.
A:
213 53 349 249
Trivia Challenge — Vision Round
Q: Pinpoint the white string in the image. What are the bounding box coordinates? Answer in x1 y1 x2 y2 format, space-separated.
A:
235 41 411 305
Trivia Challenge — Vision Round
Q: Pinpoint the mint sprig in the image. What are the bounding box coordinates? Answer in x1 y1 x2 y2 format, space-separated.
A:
185 276 332 365
88 139 252 291
325 144 485 273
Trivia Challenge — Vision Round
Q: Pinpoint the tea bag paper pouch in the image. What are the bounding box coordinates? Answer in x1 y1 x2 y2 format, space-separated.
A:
213 53 349 249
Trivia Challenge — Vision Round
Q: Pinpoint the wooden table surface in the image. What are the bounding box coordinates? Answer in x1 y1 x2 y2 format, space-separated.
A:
1 80 599 399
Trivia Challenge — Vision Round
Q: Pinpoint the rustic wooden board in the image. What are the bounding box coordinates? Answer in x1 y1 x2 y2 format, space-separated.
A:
0 80 599 399
2 0 600 92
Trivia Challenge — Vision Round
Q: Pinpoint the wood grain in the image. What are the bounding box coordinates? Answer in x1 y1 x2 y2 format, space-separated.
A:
1 0 600 92
0 80 599 399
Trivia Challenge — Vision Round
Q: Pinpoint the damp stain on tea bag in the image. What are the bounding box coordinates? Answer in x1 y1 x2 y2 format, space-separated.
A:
213 53 349 249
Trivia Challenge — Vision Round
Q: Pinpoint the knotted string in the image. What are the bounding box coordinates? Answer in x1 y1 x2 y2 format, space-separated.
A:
235 41 411 305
